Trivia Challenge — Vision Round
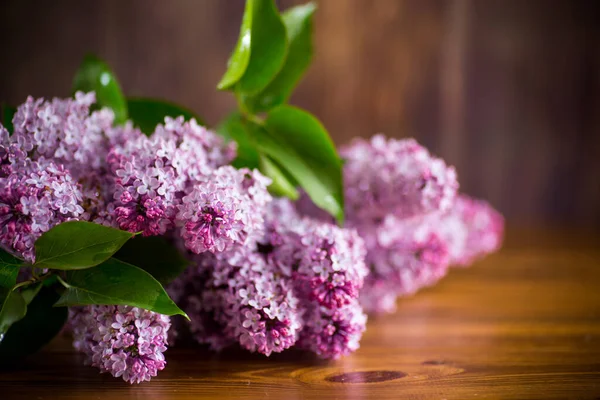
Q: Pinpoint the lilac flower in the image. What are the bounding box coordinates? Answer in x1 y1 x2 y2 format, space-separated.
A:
222 252 302 356
437 194 504 266
176 166 270 254
340 135 458 224
292 219 368 310
0 127 27 178
170 198 369 359
103 119 239 238
167 256 235 351
153 116 236 183
299 301 367 360
0 161 85 262
174 249 302 356
103 132 180 236
357 214 451 314
69 305 171 384
10 92 115 179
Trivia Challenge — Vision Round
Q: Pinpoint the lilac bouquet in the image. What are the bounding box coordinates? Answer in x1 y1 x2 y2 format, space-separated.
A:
0 0 503 385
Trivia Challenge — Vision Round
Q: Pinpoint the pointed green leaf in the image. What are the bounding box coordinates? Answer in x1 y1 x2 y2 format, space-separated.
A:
1 103 16 134
216 112 260 169
0 289 26 335
34 221 135 270
218 0 288 95
0 260 26 335
0 247 24 269
217 0 253 90
73 54 128 123
115 236 188 285
0 286 68 362
127 97 204 136
255 106 344 223
245 2 316 112
55 258 187 318
259 154 299 199
20 282 42 305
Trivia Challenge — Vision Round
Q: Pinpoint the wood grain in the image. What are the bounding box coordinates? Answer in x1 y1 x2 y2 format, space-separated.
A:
2 228 599 399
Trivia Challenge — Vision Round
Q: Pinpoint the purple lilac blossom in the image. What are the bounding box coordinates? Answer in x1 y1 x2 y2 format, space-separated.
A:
437 194 504 266
102 118 237 238
0 127 26 178
340 135 458 224
170 198 369 359
357 213 451 314
10 92 115 179
153 116 236 183
298 301 367 360
69 305 171 384
176 166 271 254
103 131 179 236
0 160 85 262
357 196 503 314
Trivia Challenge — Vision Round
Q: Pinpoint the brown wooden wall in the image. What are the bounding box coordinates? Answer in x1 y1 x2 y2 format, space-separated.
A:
1 0 599 227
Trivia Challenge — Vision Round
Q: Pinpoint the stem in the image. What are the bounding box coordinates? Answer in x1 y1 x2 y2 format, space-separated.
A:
235 89 264 126
12 279 35 291
55 274 71 289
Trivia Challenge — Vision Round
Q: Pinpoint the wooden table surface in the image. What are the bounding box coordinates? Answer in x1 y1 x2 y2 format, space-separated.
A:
2 228 599 399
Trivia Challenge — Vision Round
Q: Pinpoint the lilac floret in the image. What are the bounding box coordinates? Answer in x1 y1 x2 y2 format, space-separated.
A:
69 305 171 384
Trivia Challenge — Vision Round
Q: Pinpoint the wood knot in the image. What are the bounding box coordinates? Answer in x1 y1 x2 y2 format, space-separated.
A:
325 370 407 383
422 360 448 365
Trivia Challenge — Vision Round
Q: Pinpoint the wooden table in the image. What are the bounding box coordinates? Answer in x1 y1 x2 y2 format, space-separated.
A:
2 228 599 399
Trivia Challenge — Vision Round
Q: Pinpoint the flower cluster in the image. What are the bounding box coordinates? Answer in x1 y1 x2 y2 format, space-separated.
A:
1 90 504 383
341 134 458 223
169 199 369 360
69 305 171 384
0 93 271 383
298 135 503 314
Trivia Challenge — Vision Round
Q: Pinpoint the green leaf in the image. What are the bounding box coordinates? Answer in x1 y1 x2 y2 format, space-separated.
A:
1 103 16 134
127 97 204 136
256 105 344 223
245 2 316 112
0 247 24 269
20 282 42 305
218 0 288 95
0 285 68 363
217 0 253 90
0 289 26 335
73 54 128 124
34 221 134 270
115 236 188 285
259 154 299 199
216 112 260 169
0 260 27 335
55 258 187 318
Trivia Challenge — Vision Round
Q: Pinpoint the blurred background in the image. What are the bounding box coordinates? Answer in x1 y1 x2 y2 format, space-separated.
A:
1 0 598 228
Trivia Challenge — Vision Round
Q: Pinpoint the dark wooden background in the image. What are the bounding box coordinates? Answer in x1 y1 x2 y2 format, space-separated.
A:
1 0 599 228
